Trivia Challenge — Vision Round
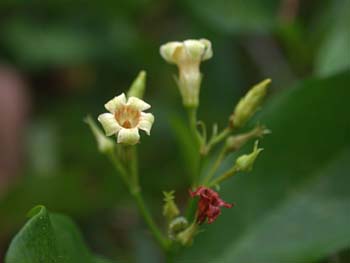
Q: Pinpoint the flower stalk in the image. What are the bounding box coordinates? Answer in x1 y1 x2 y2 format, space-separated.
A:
86 38 272 259
132 190 170 251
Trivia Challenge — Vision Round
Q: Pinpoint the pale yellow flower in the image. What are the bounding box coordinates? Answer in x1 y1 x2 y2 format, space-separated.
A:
98 93 154 145
160 39 213 107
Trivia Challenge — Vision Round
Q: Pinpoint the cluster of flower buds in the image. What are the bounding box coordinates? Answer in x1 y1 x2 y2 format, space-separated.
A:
86 38 272 251
161 186 235 246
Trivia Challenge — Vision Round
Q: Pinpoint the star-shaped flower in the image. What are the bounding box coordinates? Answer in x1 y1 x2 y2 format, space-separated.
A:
98 93 154 145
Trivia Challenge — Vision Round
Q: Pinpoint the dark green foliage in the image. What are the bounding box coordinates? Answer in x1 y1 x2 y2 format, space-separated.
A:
5 206 111 263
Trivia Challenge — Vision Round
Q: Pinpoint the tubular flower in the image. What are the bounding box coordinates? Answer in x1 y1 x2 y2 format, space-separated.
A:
190 186 234 224
160 39 213 107
98 93 154 145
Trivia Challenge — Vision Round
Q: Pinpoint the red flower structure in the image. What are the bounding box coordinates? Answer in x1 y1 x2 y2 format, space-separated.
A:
189 186 235 224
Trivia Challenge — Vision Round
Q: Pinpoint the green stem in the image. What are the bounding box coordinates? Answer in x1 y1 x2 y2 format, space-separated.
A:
202 146 227 185
185 198 198 223
132 191 170 251
187 107 202 147
187 107 205 186
107 147 170 252
209 166 239 187
205 127 231 154
193 154 205 187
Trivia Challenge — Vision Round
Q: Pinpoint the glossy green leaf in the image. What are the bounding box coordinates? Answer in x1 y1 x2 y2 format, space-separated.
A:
181 71 350 262
5 206 113 263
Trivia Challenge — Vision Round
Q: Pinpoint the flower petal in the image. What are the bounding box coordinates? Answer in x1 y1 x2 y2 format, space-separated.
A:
199 39 213 61
104 93 126 113
183 39 206 61
206 205 221 224
189 186 234 224
160 41 183 64
189 186 205 197
117 128 140 145
98 113 121 136
217 198 234 208
138 112 154 135
127 97 151 111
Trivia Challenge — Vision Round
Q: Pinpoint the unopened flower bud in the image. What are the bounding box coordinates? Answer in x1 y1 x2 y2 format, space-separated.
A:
231 79 271 128
127 70 146 99
168 216 188 240
225 125 270 152
176 222 199 246
85 115 114 153
235 140 263 172
162 191 180 221
160 39 213 108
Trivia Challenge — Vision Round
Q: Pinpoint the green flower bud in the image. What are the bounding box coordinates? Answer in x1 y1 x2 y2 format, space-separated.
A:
85 115 114 153
176 222 199 246
225 125 270 152
232 79 271 128
162 191 180 221
235 140 263 172
168 216 188 240
127 70 146 99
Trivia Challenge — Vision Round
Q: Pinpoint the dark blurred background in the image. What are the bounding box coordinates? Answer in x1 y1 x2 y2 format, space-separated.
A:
0 0 349 262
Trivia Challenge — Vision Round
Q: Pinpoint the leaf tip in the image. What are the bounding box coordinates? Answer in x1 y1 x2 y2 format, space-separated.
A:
26 205 46 218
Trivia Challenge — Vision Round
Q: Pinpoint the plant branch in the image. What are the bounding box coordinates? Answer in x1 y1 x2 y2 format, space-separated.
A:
202 127 231 155
202 146 227 185
132 191 170 251
107 147 170 252
208 165 239 187
187 107 202 148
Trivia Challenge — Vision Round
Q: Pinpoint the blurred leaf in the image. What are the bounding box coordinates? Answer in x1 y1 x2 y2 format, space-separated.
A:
5 205 114 263
181 71 350 262
315 0 350 76
2 20 98 67
94 257 115 263
184 0 280 34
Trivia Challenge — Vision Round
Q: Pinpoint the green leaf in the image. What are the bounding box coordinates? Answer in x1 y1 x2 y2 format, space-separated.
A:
5 205 113 263
315 0 350 77
2 20 98 68
181 71 350 262
184 0 280 34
